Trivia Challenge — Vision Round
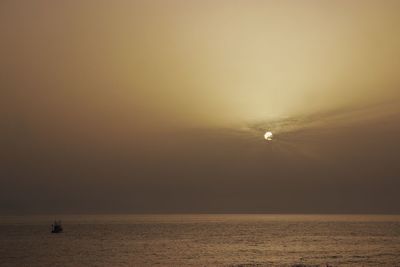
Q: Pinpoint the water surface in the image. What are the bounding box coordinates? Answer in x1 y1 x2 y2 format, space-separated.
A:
1 215 400 266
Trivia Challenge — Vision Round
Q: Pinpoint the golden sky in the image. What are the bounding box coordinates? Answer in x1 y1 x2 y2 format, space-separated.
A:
1 0 400 213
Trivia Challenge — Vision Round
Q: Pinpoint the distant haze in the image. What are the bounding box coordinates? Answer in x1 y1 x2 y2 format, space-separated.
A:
1 0 400 214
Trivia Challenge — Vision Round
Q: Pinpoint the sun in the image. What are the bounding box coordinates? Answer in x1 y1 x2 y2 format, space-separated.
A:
264 131 273 141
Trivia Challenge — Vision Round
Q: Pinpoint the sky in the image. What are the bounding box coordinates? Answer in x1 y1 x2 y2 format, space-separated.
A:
1 0 400 214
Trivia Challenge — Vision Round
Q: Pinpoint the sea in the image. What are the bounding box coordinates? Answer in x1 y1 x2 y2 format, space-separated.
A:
1 215 400 266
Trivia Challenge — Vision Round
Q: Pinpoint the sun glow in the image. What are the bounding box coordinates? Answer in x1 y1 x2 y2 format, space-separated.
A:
264 131 273 141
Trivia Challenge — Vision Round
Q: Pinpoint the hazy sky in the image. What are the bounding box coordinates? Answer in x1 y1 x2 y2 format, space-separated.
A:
1 0 400 214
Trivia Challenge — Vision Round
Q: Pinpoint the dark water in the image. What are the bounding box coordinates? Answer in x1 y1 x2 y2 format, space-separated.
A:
1 215 400 266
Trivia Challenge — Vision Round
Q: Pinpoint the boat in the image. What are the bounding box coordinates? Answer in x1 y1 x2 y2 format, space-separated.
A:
51 220 63 233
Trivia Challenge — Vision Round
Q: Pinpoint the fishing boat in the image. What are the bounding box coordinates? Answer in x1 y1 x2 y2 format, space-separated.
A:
51 220 63 233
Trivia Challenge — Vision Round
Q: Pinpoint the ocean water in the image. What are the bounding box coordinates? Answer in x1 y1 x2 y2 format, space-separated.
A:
1 215 400 266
